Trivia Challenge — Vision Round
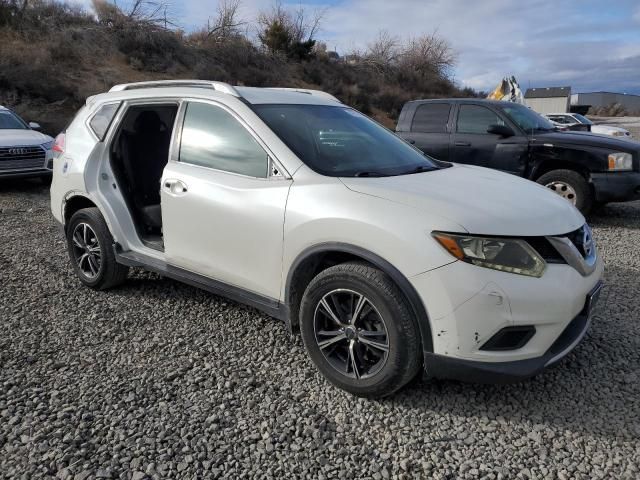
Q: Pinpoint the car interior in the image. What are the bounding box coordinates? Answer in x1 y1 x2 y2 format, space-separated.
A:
110 104 178 251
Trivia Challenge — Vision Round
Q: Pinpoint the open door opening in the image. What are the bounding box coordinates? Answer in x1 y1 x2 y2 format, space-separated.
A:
110 104 178 251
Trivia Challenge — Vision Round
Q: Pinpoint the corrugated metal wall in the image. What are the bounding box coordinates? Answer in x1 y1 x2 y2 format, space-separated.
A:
572 93 640 113
525 97 570 114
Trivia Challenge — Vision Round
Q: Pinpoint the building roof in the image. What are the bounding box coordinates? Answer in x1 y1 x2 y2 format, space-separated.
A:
525 87 571 99
575 91 640 98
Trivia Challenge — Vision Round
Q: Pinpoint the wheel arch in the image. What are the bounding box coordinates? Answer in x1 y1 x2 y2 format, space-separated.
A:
285 242 434 353
529 159 591 182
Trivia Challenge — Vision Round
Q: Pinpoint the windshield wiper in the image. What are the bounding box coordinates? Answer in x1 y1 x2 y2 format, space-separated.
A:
354 171 386 177
403 165 437 175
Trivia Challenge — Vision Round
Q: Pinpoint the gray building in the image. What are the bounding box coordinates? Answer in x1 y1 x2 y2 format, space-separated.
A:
524 87 572 114
571 92 640 114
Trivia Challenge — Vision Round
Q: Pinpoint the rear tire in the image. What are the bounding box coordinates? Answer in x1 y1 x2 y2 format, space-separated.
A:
66 208 129 290
537 169 593 214
299 262 422 398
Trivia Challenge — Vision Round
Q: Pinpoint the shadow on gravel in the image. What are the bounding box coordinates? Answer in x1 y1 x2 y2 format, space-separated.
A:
589 200 640 229
394 264 640 442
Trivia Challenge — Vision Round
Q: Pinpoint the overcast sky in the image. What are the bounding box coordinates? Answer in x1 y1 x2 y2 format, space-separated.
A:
76 0 640 94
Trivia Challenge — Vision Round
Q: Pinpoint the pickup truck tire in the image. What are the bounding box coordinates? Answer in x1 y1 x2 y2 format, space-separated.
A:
66 208 129 290
299 262 422 398
537 169 594 214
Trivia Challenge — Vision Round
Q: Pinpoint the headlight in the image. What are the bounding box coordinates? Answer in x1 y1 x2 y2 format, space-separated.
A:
432 232 546 278
608 152 632 171
41 140 54 150
611 131 625 137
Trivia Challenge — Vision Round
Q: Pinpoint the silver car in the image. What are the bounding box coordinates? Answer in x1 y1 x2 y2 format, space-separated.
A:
0 105 54 180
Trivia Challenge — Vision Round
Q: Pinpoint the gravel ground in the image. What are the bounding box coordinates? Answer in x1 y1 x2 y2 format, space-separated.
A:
1 180 639 480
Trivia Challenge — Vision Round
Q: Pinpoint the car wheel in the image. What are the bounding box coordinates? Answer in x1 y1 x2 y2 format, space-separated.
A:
66 207 129 290
537 169 594 214
299 262 422 397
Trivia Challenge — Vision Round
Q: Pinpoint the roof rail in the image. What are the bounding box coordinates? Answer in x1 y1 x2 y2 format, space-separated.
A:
109 80 240 97
265 88 341 103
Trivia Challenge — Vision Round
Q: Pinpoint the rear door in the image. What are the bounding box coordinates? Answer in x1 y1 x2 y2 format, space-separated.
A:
400 103 453 161
451 103 529 176
160 100 292 300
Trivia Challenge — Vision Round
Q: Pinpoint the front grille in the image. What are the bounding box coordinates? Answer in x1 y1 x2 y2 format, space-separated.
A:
565 225 591 258
0 146 46 171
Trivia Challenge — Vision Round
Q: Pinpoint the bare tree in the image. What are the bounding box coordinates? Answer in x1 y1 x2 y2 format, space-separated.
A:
364 30 399 70
257 1 325 46
289 3 324 43
93 0 176 29
204 0 245 42
399 32 455 77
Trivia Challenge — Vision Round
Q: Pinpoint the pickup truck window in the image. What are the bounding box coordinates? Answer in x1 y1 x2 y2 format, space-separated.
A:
457 105 504 134
411 103 450 133
501 104 556 133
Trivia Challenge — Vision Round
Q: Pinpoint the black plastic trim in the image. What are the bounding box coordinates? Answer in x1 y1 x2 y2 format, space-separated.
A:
285 242 434 352
0 170 51 179
480 326 536 351
114 247 287 321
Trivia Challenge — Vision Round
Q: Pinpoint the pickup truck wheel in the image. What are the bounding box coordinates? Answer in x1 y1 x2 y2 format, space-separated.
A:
537 169 593 214
66 208 129 290
299 262 422 398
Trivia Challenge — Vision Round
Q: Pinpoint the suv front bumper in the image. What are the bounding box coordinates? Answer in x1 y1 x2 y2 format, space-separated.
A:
592 171 640 202
422 281 603 383
410 247 604 382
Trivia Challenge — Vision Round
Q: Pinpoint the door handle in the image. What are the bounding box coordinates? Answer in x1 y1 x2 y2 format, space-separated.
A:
163 179 188 195
455 141 471 147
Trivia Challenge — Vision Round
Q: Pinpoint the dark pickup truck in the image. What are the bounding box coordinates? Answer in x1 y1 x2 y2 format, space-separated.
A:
396 99 640 213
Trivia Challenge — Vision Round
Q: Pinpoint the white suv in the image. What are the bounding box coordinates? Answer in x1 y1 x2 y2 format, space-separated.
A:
51 80 604 397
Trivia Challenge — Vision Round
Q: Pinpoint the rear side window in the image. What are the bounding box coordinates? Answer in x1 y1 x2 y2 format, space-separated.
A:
89 103 120 140
456 105 504 134
179 102 268 178
411 103 451 133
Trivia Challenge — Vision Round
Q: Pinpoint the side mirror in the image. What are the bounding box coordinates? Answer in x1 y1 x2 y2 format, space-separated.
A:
29 122 41 130
487 124 514 137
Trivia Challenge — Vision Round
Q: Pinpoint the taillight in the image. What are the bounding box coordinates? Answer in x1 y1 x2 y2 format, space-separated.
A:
53 133 65 154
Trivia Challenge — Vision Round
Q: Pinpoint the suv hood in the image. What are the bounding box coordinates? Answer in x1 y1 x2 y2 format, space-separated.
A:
532 130 638 152
341 164 584 236
0 129 52 147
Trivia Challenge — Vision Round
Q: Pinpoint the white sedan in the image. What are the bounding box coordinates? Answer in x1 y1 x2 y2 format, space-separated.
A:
547 113 632 138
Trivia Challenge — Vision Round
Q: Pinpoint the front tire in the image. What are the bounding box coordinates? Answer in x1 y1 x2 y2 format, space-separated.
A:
537 169 594 214
299 262 422 398
66 208 129 290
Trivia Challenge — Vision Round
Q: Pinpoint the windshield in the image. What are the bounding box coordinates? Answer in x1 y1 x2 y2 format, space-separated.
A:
571 113 593 125
253 104 440 177
501 104 556 134
0 110 28 130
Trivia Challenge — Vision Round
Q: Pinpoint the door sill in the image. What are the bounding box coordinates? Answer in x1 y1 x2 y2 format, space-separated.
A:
114 246 287 321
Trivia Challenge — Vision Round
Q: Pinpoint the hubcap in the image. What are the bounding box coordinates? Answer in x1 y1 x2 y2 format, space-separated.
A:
545 181 577 205
313 289 389 380
71 223 102 279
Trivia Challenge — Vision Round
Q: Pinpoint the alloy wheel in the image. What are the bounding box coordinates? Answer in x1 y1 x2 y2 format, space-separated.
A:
313 288 389 380
545 181 577 205
71 222 102 279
